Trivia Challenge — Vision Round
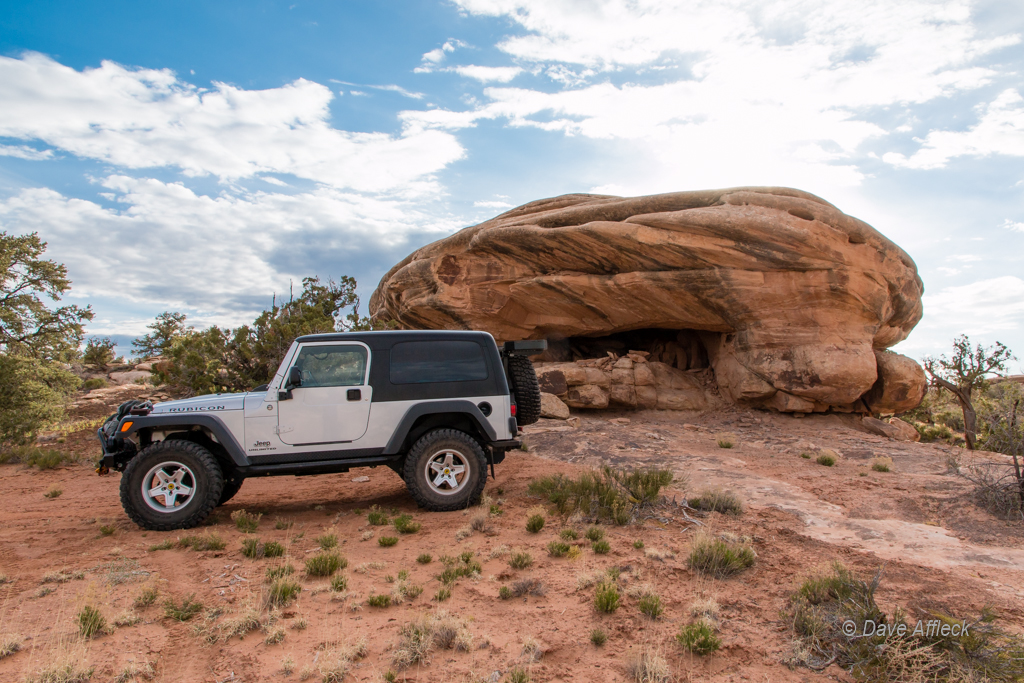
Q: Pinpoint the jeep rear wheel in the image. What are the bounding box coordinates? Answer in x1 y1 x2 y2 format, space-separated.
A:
403 429 487 511
507 354 542 426
120 440 224 531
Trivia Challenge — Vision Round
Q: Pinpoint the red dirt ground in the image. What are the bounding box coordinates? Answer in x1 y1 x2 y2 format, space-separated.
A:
0 385 1021 682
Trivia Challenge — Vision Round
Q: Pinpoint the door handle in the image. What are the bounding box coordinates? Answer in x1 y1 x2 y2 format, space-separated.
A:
346 389 361 401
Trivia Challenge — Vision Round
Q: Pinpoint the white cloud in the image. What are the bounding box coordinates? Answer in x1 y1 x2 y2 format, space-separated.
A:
413 0 1020 195
922 276 1024 334
415 40 468 73
473 199 514 208
1001 218 1024 232
0 177 462 330
0 53 463 194
451 65 523 83
0 144 54 160
884 90 1024 169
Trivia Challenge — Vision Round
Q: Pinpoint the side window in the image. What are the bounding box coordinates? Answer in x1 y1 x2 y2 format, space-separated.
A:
292 345 367 388
390 341 488 384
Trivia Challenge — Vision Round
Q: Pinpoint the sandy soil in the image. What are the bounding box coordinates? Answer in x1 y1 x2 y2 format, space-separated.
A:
0 385 1021 682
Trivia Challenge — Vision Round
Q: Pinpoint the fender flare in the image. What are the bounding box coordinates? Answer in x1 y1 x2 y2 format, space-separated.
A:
383 400 497 455
116 414 250 467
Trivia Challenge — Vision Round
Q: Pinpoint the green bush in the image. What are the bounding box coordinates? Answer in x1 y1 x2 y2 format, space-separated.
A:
265 564 294 581
525 514 545 533
559 529 578 541
633 539 644 549
677 620 720 654
498 586 512 600
594 581 620 613
639 594 664 619
264 541 285 557
316 533 338 549
368 507 389 526
592 540 611 554
547 541 570 557
367 593 391 608
688 534 756 577
816 454 836 467
81 378 107 392
379 536 398 547
0 357 80 452
508 551 533 570
416 553 432 564
717 439 734 449
163 594 202 621
269 579 301 605
305 552 344 576
82 337 116 369
177 533 225 551
585 526 604 542
527 466 673 526
393 514 421 534
590 628 607 646
78 606 106 638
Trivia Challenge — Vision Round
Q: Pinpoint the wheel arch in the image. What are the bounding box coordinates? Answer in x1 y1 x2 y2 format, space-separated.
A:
384 401 497 456
119 414 249 468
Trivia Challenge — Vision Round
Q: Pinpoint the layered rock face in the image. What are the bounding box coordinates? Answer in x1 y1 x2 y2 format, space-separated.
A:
370 187 926 414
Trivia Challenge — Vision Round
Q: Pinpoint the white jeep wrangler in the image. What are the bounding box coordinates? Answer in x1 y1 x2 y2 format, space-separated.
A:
98 331 544 531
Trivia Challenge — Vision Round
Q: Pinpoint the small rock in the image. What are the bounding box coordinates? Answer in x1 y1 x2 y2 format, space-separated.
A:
862 416 900 440
887 417 920 442
566 417 581 428
539 392 571 420
351 476 370 483
609 417 630 425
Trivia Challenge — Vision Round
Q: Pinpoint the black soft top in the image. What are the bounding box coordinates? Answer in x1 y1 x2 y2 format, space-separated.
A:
293 330 508 402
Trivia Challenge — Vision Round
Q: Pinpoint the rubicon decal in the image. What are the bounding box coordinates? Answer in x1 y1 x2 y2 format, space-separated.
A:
168 405 226 412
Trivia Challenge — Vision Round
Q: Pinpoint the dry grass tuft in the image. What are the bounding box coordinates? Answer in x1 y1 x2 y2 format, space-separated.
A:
688 532 756 577
688 488 744 515
626 646 671 683
0 634 21 659
392 610 473 669
113 660 155 682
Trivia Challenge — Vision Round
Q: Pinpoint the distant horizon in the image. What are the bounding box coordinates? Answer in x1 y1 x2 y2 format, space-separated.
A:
1 0 1022 374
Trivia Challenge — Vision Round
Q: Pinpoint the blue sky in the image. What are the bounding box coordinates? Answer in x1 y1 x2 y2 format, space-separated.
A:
1 0 1022 370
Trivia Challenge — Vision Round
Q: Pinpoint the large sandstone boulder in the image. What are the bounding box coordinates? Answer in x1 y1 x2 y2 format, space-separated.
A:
370 187 926 414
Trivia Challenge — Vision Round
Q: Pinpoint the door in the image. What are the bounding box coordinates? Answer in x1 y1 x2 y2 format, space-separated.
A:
276 343 372 446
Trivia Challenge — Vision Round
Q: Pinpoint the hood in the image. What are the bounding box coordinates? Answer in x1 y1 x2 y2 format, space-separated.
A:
150 392 248 414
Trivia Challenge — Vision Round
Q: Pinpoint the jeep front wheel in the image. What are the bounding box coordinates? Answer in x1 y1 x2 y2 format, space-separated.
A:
119 440 224 531
403 429 487 511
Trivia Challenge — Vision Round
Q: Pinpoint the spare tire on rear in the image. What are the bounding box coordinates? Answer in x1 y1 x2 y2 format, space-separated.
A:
507 354 541 426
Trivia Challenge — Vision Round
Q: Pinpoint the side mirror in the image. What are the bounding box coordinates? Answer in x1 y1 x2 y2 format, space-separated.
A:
286 366 302 389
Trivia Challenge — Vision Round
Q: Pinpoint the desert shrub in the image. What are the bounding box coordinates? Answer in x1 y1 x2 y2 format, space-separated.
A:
871 457 892 473
329 574 348 592
787 562 1024 680
816 453 836 467
547 541 570 557
434 586 451 602
241 538 262 559
639 593 664 619
133 586 159 609
367 593 391 608
800 452 812 459
585 526 604 542
510 578 545 598
163 594 202 621
305 552 344 577
99 524 116 536
0 445 77 470
527 466 673 525
507 666 529 683
265 564 294 581
264 540 285 557
717 439 733 449
509 551 533 570
498 585 512 600
78 606 106 638
677 620 720 655
231 509 261 532
688 533 756 577
633 539 645 549
81 377 107 391
367 506 389 526
392 611 473 670
269 579 301 606
44 486 62 498
525 513 545 533
317 533 338 549
560 529 579 540
0 635 20 660
590 628 607 646
392 514 421 534
378 536 398 547
689 488 744 515
594 581 620 613
416 553 432 564
592 539 611 554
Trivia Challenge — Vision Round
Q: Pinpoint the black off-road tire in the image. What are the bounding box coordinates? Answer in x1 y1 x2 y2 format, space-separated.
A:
403 429 487 511
507 354 542 426
120 440 224 531
218 472 245 506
